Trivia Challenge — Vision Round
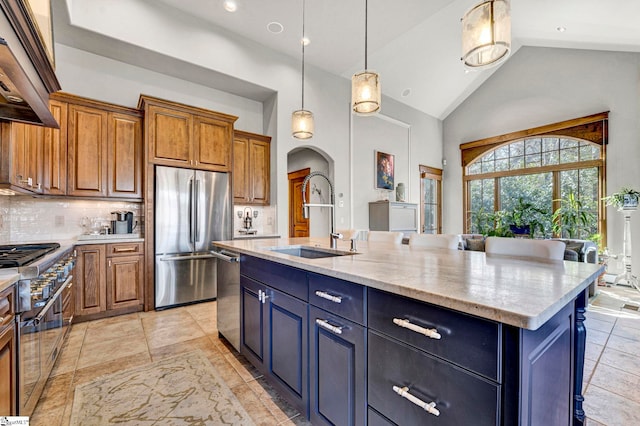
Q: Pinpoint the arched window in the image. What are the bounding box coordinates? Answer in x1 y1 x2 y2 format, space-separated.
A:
460 113 607 243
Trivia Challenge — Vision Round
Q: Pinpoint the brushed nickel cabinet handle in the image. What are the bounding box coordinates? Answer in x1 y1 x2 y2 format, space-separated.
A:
114 247 138 252
314 290 342 304
393 318 441 340
315 318 343 335
392 386 440 416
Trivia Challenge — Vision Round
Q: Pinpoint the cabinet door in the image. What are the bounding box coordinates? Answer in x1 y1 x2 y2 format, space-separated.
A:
10 123 43 193
240 275 267 371
0 322 17 416
193 115 232 171
248 138 270 205
75 245 107 316
310 306 365 426
107 255 144 310
67 104 108 197
148 105 192 167
233 136 250 203
107 112 142 199
43 99 68 195
266 286 308 415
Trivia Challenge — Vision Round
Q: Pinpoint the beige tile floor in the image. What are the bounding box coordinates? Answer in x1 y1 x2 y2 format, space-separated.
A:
28 285 640 426
30 302 310 426
583 284 640 426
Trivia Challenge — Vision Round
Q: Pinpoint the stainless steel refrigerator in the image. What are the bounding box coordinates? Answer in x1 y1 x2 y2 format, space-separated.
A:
155 165 231 309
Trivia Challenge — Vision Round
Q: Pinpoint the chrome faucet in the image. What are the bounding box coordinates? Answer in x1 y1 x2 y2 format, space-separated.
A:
301 171 340 249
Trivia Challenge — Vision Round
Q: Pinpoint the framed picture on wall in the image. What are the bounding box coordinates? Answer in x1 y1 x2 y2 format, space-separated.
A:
375 150 394 190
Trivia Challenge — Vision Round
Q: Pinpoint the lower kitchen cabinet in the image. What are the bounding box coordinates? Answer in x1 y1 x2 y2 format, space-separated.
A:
240 274 308 415
0 284 17 415
76 242 144 321
309 306 365 426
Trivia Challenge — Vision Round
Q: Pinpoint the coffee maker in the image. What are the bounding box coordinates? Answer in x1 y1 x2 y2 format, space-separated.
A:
111 211 135 234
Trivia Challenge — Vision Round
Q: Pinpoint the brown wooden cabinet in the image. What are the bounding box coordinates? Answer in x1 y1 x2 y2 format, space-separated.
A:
106 243 144 311
75 244 107 317
108 112 143 199
76 242 144 321
42 99 68 195
10 122 43 193
0 284 17 416
140 95 237 172
233 130 271 205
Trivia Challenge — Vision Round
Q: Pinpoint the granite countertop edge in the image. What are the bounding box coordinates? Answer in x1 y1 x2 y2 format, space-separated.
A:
213 237 603 330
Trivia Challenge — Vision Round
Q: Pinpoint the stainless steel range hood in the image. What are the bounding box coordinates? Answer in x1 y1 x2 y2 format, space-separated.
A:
0 0 60 128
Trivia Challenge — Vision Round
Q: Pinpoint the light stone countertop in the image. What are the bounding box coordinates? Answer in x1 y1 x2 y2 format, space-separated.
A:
0 271 20 294
74 237 144 245
213 237 604 330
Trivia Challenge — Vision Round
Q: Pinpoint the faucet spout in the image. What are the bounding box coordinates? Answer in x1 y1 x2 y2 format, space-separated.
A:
301 172 336 244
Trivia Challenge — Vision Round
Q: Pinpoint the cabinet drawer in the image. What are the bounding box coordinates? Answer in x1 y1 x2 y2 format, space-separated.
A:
240 255 308 301
106 242 143 257
368 331 500 426
0 285 15 329
309 273 365 325
368 288 501 381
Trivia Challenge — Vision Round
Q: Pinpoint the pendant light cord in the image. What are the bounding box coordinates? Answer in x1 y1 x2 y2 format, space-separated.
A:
301 0 306 109
364 0 368 70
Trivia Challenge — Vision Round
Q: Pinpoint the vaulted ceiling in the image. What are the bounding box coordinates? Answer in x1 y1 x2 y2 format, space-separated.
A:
53 0 640 119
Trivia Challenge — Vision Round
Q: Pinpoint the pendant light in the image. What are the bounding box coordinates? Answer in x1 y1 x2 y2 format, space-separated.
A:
292 0 314 139
351 0 380 115
461 0 511 69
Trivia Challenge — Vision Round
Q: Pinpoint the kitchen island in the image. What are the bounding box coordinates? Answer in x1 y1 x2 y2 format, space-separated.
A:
213 237 603 426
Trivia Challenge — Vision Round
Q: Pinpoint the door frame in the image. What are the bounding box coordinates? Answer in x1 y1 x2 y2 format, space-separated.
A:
288 168 310 237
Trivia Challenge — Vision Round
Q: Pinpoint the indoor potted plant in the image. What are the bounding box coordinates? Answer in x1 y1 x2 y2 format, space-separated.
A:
552 192 595 239
603 187 640 210
506 197 547 238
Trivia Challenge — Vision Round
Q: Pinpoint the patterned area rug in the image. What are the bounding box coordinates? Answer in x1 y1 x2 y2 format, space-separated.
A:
70 350 255 425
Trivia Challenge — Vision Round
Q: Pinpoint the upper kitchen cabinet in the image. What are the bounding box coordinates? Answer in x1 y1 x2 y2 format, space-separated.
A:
9 120 43 193
62 93 143 199
139 95 237 172
233 130 271 205
42 99 68 195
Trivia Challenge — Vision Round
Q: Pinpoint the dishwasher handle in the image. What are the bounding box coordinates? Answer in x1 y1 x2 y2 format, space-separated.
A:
210 250 240 263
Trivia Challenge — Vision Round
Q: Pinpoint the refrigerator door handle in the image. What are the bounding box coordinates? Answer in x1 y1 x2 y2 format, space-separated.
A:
161 254 216 261
188 178 193 244
194 179 200 242
210 250 239 263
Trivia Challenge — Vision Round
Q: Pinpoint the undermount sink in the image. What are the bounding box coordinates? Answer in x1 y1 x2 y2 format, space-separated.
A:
266 245 357 259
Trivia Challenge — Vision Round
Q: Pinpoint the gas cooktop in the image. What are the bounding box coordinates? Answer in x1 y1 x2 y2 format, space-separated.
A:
0 242 60 268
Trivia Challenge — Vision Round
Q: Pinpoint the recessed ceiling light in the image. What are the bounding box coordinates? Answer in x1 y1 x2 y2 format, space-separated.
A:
301 37 310 46
223 0 237 12
401 88 411 97
556 26 566 33
267 21 284 34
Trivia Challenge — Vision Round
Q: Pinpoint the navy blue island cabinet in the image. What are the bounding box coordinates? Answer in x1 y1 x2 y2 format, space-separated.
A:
239 254 588 426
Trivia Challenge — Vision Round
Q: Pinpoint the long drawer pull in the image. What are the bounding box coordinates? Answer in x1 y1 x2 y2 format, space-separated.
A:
393 318 441 340
393 386 440 417
314 290 342 304
315 318 343 335
113 247 138 252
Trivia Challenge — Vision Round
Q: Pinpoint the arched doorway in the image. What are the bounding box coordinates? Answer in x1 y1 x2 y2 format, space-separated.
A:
287 147 333 238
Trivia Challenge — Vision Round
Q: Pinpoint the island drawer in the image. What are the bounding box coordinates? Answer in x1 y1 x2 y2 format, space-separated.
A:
368 288 501 381
240 255 308 301
368 331 500 426
309 273 365 325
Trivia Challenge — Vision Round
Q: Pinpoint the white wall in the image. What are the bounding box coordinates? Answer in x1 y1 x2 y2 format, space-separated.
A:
443 46 640 273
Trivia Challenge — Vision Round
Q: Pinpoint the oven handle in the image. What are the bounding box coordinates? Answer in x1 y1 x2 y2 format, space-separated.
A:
33 275 72 325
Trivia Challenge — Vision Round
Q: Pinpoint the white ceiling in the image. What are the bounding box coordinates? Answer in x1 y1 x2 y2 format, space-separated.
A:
53 0 640 119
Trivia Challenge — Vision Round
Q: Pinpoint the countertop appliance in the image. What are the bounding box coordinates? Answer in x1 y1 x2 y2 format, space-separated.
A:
8 242 76 416
111 211 135 234
213 250 240 352
155 165 231 309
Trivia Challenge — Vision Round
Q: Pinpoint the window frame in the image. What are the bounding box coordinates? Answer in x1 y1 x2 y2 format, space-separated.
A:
420 165 442 234
460 112 608 244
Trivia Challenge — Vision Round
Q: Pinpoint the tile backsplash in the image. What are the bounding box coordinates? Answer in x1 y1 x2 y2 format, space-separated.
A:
233 205 277 236
0 196 143 244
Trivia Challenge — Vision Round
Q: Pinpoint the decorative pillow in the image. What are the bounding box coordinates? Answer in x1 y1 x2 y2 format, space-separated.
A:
466 238 485 252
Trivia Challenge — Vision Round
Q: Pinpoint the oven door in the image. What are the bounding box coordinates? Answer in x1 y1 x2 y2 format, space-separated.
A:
19 278 66 416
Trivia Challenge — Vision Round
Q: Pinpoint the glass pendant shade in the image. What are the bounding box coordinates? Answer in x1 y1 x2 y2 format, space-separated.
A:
291 109 314 139
461 0 511 69
352 72 380 115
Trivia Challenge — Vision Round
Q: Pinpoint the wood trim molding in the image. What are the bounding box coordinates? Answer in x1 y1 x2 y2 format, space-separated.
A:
460 112 609 167
51 92 142 116
138 94 238 124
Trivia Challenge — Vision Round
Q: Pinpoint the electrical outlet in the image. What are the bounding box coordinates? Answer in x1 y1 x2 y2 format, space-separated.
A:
267 216 273 225
55 215 64 227
339 200 344 208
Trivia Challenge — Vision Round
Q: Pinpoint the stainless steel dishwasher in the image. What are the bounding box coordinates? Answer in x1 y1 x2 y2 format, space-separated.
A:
212 250 240 351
